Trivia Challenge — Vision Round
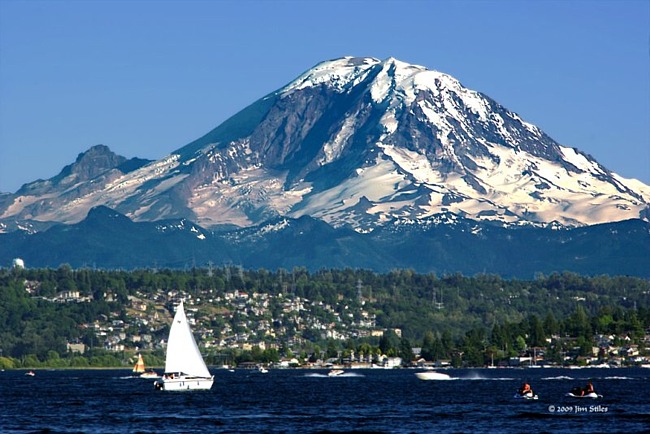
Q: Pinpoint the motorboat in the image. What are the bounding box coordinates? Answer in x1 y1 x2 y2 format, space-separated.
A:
140 369 160 379
415 371 452 380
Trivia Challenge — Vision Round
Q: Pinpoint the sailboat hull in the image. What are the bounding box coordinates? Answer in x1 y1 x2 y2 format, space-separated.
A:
155 375 214 391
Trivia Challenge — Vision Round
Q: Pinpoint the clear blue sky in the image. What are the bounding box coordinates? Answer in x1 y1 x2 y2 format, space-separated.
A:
1 0 648 193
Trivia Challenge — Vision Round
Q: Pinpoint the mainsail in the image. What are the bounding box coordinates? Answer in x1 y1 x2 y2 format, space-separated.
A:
165 300 211 378
133 354 145 373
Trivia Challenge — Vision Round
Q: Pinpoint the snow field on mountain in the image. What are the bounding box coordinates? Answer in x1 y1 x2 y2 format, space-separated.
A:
292 159 404 225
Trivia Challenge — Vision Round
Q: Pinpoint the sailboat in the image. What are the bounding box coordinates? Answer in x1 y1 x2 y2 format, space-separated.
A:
133 354 146 374
133 353 160 379
154 300 214 391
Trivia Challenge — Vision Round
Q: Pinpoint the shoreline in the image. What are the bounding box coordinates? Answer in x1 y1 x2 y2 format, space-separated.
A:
6 365 647 371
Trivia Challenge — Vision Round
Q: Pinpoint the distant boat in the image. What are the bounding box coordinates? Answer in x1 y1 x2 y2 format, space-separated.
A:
140 369 160 379
133 354 159 378
133 354 146 374
257 366 269 374
25 370 35 377
328 369 345 377
415 371 452 381
154 300 214 391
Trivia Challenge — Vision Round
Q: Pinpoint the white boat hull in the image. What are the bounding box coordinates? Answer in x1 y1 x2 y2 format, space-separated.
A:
415 371 452 381
514 393 538 400
155 375 214 391
565 392 602 399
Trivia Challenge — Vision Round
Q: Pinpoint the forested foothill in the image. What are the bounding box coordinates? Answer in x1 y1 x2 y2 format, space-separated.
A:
0 266 648 369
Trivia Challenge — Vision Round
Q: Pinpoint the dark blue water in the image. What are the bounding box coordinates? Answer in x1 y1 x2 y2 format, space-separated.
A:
1 368 649 433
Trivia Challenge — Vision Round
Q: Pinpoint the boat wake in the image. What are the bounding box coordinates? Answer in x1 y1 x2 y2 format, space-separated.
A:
459 372 514 381
305 372 365 378
416 370 520 381
460 376 514 381
541 376 573 380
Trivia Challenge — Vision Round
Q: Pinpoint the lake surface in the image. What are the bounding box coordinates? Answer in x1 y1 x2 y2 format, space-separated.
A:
1 367 649 433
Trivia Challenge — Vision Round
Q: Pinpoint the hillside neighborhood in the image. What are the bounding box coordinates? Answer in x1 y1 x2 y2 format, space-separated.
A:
33 279 650 370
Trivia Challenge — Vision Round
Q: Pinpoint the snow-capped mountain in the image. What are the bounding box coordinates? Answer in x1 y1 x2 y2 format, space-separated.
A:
1 56 649 233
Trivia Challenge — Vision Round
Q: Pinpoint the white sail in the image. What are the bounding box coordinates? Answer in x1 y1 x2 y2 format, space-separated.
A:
164 300 211 378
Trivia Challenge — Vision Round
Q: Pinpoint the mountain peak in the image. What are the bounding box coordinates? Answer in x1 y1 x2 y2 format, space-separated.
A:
35 144 127 190
1 57 648 233
85 205 129 221
280 56 379 94
66 144 126 180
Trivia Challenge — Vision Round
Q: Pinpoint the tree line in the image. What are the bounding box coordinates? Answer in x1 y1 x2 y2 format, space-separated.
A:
0 266 648 368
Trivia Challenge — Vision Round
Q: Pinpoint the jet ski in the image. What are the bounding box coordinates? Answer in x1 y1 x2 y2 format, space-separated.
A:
514 391 539 400
565 392 602 399
565 387 602 399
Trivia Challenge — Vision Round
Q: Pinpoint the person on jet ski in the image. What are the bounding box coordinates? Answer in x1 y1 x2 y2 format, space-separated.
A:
582 381 594 396
518 382 533 396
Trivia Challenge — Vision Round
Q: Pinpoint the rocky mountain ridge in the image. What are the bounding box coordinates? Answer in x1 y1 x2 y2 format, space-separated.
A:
1 205 648 278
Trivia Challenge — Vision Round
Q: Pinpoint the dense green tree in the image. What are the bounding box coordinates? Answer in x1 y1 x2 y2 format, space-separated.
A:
398 337 415 363
379 330 400 356
420 331 436 361
566 305 592 338
326 340 338 359
527 315 546 347
543 311 559 336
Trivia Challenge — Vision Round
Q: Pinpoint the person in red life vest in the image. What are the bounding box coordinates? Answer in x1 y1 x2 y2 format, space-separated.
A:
518 382 533 396
582 381 595 396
